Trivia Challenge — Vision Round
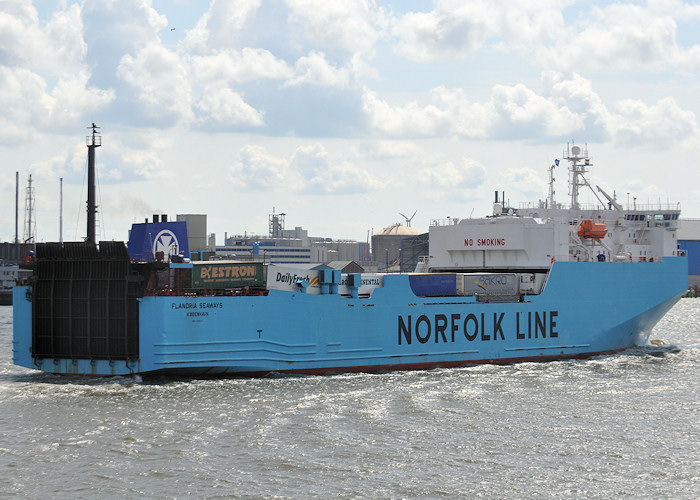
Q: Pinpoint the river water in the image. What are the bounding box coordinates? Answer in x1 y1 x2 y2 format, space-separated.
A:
0 301 698 499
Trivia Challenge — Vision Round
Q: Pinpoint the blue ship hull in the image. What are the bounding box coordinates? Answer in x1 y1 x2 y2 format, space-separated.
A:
12 257 687 376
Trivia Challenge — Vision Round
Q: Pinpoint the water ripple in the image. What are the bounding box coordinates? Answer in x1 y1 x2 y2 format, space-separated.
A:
0 302 698 498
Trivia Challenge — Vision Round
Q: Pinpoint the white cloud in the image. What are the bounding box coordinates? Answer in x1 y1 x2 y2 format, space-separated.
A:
191 48 292 85
116 44 192 123
43 3 88 72
229 145 287 190
0 3 114 141
48 71 116 124
291 143 384 194
285 0 386 55
429 87 496 138
611 97 700 148
542 1 700 73
28 152 70 182
184 0 262 53
120 148 171 181
392 0 565 62
391 1 700 77
490 83 583 137
290 143 329 177
0 67 51 142
227 142 384 194
362 71 700 147
185 1 383 91
501 167 547 199
542 72 607 117
419 158 485 190
542 71 700 147
361 88 451 137
0 2 85 73
81 0 168 73
358 140 424 160
194 85 265 128
284 51 351 88
362 82 579 140
307 160 384 194
392 4 492 61
0 66 113 144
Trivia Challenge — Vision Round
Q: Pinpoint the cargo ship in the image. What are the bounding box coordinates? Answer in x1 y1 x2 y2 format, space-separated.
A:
12 143 688 376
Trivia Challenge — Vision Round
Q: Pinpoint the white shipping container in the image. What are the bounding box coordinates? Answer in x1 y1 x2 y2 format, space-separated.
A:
338 273 384 296
266 265 322 294
266 266 384 296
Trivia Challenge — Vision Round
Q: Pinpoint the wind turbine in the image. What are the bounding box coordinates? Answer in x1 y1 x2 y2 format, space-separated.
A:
399 210 417 227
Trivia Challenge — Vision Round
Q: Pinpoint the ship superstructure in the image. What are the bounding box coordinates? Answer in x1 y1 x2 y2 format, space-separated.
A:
428 143 681 273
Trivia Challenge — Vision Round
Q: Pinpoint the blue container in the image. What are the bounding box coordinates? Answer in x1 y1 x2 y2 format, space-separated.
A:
408 273 457 296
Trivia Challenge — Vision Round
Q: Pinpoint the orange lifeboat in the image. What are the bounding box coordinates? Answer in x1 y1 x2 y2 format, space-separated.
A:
578 219 608 239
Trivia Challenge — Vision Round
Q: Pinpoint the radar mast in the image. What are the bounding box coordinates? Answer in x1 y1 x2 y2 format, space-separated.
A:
564 142 591 210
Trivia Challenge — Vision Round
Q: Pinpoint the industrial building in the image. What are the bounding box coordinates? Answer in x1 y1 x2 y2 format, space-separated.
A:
371 223 423 272
203 212 371 266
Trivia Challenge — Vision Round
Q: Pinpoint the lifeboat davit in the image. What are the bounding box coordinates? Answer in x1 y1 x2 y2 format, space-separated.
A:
578 219 608 239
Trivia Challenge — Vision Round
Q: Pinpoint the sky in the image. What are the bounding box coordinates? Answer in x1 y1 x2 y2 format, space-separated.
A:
1 0 700 245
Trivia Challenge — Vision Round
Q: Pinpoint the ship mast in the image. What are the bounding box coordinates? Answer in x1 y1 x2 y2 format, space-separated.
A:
59 177 63 244
86 123 101 244
547 161 557 208
564 142 590 210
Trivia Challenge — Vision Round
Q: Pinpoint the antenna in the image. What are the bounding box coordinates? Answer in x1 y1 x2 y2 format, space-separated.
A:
23 174 36 244
399 210 417 227
15 171 19 244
